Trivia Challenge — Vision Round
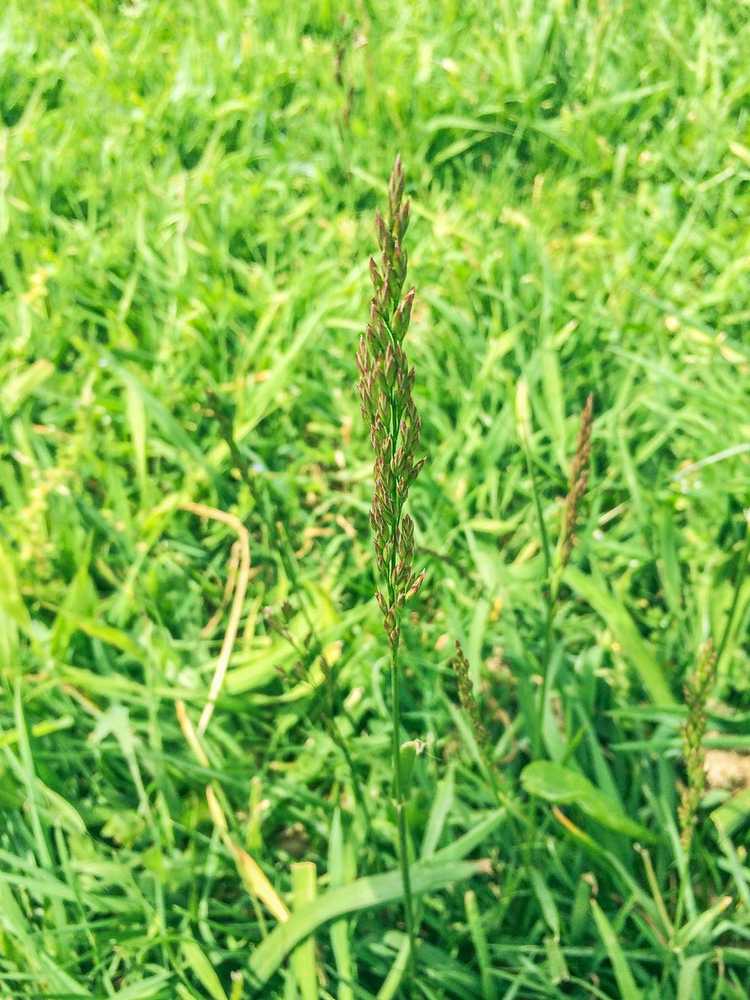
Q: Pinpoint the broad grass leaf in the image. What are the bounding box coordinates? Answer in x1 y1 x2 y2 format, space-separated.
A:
521 761 657 842
249 858 489 986
677 954 706 1000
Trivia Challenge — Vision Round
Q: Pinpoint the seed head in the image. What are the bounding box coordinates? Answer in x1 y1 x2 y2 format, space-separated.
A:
679 640 718 852
452 640 489 748
357 157 426 651
560 393 594 567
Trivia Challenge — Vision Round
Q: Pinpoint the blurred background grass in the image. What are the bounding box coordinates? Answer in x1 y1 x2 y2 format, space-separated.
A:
2 1 750 997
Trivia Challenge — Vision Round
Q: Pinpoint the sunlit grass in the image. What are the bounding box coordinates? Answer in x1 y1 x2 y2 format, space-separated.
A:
2 1 750 997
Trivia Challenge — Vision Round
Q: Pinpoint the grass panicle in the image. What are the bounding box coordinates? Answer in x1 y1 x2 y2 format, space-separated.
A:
679 640 718 852
560 392 594 571
356 155 425 977
452 640 489 750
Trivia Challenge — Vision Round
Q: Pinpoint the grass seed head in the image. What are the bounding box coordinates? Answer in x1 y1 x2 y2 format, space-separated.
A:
561 393 594 567
452 640 489 749
679 639 718 851
358 157 425 645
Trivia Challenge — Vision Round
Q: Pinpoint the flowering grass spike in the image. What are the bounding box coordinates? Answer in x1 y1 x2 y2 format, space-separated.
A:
679 640 718 852
560 393 594 568
357 155 425 981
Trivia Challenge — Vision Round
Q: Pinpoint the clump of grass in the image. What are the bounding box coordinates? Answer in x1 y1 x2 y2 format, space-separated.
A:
356 155 425 973
679 640 718 852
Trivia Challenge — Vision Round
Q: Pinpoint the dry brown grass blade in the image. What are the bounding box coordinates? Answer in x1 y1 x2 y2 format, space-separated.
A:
178 501 250 735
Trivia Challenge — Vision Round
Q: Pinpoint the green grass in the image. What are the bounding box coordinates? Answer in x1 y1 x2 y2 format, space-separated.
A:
2 0 750 997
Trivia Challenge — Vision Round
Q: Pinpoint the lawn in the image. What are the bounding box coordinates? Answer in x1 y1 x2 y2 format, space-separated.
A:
2 1 750 997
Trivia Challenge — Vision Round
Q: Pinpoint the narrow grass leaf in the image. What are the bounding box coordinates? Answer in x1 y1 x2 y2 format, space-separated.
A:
56 613 142 659
465 889 496 1000
181 939 228 1000
377 939 411 1000
0 543 32 633
0 882 91 996
291 862 319 1000
674 896 731 949
433 808 505 861
110 359 204 461
113 973 173 999
421 764 455 859
530 868 560 938
591 899 642 1000
125 376 148 497
234 305 327 444
564 566 674 705
328 810 354 1000
711 788 750 838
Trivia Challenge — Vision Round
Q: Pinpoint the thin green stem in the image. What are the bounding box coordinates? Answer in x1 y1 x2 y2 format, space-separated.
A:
386 382 417 984
267 598 373 842
390 636 417 988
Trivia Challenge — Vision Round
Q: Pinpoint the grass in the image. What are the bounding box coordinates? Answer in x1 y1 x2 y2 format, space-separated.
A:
2 0 750 997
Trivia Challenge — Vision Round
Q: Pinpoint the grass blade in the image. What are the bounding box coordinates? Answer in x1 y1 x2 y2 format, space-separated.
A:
522 761 657 842
565 566 674 705
465 889 496 999
591 899 642 1000
249 858 489 986
181 938 228 1000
